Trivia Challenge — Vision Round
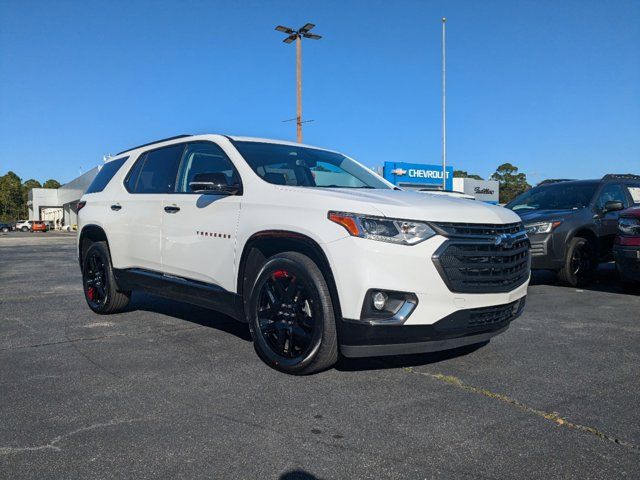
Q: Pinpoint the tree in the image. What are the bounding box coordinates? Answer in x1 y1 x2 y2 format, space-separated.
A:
21 179 42 218
490 163 531 204
43 179 61 189
0 171 24 221
453 170 483 180
0 172 62 221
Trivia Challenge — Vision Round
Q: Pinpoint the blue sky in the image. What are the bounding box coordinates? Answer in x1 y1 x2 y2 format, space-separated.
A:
1 0 638 185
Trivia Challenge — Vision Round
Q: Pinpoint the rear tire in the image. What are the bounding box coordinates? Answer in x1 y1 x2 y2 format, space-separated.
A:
1 227 8 233
558 237 596 287
21 226 28 232
82 241 130 314
247 252 338 375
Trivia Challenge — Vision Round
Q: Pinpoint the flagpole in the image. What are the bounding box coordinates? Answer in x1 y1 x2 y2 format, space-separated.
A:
441 17 447 190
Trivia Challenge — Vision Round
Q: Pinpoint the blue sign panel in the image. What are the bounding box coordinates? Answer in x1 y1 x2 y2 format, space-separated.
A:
383 162 453 190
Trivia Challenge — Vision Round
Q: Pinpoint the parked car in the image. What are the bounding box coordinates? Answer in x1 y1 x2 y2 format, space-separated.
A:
0 222 13 233
507 174 640 287
78 134 530 374
15 220 32 232
31 220 48 232
613 207 640 287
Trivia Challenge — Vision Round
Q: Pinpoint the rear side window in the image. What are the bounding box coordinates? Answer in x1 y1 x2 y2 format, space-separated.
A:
86 157 128 194
125 144 185 193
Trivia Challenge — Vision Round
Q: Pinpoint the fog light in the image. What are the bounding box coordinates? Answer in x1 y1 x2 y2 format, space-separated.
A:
372 291 388 311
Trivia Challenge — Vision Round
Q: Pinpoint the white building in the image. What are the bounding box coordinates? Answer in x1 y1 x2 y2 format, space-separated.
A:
452 178 500 204
28 167 98 227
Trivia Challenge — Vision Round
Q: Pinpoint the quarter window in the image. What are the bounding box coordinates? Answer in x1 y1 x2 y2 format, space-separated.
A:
176 142 241 193
86 156 128 194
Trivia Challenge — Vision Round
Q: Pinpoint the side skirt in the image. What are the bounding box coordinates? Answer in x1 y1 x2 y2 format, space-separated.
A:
113 268 245 322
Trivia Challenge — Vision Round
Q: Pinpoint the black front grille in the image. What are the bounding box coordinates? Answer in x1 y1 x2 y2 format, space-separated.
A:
432 222 531 293
434 222 523 237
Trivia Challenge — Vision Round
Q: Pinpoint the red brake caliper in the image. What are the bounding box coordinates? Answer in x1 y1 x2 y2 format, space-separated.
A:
87 287 95 301
273 270 288 279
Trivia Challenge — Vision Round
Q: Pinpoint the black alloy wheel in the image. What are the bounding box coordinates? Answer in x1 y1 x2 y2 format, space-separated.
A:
82 241 130 314
257 269 316 359
84 249 108 309
570 244 591 277
558 237 596 287
248 252 338 375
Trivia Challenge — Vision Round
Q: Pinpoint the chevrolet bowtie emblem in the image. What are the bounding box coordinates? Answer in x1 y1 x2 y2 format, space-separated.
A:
494 233 516 248
391 168 407 176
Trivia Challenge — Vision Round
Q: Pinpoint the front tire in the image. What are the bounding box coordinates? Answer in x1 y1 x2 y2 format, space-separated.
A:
247 252 338 375
21 226 28 232
558 237 596 287
82 241 130 314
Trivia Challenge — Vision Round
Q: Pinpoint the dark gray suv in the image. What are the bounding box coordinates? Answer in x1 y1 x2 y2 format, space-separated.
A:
507 174 640 287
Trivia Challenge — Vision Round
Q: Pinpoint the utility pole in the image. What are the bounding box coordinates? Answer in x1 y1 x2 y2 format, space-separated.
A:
441 17 447 190
275 23 322 143
296 34 302 142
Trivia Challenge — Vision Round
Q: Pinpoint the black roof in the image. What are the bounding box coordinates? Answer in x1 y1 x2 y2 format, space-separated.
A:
115 134 192 156
535 175 640 188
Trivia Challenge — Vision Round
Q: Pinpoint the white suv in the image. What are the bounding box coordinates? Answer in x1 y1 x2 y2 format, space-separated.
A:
78 134 530 374
16 220 32 232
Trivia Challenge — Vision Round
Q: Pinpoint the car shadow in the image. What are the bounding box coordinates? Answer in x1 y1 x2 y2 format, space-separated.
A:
335 342 488 372
124 291 489 371
530 263 637 295
126 291 253 342
279 471 319 480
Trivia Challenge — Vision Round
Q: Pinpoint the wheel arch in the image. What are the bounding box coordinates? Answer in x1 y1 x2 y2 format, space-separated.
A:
237 230 342 321
78 224 110 268
570 227 599 250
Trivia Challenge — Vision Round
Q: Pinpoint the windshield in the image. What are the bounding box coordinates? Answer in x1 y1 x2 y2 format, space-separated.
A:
507 182 598 211
233 141 391 189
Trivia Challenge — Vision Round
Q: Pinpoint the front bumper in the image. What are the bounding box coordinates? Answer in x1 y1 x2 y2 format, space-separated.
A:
339 297 526 357
528 232 565 270
323 235 529 325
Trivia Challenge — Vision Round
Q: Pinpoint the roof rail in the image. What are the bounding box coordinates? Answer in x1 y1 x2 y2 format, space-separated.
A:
115 134 192 156
602 174 640 181
537 179 574 185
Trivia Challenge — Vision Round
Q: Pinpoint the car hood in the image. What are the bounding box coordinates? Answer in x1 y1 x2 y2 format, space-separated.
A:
290 188 520 224
514 209 578 224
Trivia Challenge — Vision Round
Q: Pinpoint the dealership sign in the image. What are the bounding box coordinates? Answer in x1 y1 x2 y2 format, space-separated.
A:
383 162 454 190
452 178 500 204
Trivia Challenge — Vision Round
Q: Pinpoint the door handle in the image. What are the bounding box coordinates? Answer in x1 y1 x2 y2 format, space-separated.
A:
164 205 180 213
110 204 122 211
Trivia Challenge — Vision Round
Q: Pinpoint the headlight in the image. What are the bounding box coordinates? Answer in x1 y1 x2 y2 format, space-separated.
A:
618 217 640 235
328 211 436 245
525 221 562 235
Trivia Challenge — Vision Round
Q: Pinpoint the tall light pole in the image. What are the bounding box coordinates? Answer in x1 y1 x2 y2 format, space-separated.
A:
441 17 447 190
275 23 322 143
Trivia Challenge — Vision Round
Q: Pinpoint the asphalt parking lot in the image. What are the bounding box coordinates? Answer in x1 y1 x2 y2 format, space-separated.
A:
1 232 639 479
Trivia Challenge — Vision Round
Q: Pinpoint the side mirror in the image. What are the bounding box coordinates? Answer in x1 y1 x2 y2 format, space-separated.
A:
603 200 624 213
189 181 239 195
189 173 240 195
